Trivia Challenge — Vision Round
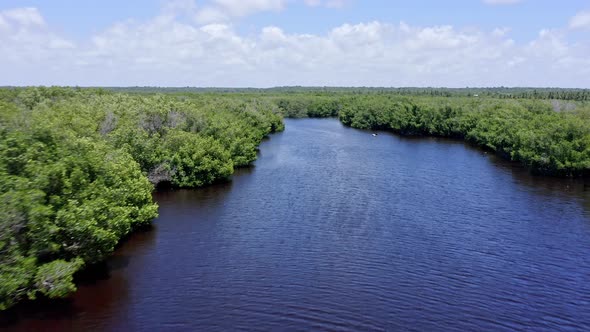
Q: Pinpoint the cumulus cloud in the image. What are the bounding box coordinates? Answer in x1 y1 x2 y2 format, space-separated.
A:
0 6 589 87
0 8 74 61
483 0 523 5
1 7 45 26
569 10 590 29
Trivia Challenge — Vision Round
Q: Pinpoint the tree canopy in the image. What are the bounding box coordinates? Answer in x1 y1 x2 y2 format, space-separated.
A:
0 87 283 309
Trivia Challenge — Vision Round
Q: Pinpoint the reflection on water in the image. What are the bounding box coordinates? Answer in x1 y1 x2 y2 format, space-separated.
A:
3 118 590 331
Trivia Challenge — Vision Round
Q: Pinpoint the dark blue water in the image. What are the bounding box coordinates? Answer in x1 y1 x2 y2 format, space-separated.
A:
6 118 590 331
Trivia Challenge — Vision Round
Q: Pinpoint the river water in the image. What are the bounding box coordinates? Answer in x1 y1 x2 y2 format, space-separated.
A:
4 118 590 331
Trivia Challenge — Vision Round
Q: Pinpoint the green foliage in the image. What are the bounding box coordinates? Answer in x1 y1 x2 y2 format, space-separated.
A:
99 86 590 102
165 131 233 187
337 95 590 177
34 258 84 299
0 88 284 309
275 96 342 118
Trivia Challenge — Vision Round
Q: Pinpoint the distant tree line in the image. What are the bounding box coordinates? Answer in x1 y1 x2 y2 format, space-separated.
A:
4 86 589 101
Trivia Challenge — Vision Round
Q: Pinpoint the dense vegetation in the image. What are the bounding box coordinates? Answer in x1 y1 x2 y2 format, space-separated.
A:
338 96 590 177
84 86 590 102
1 86 589 310
0 87 283 310
40 86 590 101
270 92 590 176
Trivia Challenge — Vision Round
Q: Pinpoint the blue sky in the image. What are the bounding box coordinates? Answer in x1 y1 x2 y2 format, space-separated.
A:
1 0 589 87
2 0 586 41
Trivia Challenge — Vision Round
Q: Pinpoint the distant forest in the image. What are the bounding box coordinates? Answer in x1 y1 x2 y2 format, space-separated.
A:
105 87 590 101
3 86 590 101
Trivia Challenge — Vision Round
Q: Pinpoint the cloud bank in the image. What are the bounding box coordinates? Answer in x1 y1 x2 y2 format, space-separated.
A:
0 4 589 87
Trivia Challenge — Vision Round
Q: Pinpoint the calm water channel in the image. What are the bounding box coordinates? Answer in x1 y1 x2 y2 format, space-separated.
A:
4 118 590 331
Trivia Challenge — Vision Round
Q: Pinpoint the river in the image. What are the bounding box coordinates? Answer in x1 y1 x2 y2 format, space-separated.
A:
4 118 590 331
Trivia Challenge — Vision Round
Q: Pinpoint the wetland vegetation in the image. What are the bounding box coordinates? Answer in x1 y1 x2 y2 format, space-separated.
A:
1 86 589 310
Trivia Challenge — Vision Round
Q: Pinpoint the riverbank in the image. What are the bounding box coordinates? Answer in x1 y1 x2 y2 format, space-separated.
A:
3 118 589 331
1 87 589 310
0 87 283 310
274 93 590 177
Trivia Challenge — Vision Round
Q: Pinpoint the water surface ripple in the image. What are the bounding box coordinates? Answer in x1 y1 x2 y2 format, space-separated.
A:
5 118 590 331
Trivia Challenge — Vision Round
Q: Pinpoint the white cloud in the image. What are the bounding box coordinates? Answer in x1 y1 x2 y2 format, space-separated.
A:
195 7 229 24
214 0 286 16
483 0 523 5
492 27 511 37
569 10 590 29
305 0 348 8
195 0 287 23
0 6 589 87
160 0 351 25
195 0 344 23
0 15 8 30
0 8 74 62
1 7 45 26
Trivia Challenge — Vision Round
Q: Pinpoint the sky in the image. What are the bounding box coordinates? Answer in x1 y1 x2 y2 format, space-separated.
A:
0 0 589 87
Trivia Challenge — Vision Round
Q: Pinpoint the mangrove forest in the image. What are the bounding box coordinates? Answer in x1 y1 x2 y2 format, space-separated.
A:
1 86 589 310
